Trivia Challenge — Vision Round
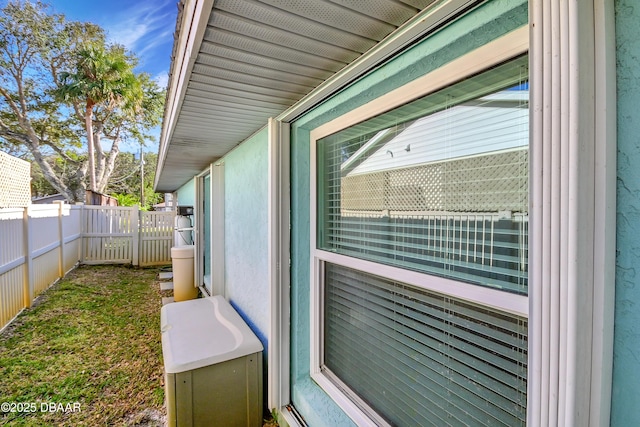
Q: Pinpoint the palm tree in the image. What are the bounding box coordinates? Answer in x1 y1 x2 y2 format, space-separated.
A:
56 45 141 193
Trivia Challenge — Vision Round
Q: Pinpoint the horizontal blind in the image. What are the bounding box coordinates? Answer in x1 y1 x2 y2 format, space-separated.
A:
317 55 529 295
324 214 528 293
323 263 528 426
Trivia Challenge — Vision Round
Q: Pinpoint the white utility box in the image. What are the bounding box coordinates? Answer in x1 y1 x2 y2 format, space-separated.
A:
161 296 263 427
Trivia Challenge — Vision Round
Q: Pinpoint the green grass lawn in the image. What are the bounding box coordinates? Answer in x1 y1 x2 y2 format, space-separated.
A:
0 265 165 426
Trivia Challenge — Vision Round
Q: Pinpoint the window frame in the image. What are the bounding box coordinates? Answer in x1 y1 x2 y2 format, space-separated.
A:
195 163 225 297
309 26 530 426
195 166 212 294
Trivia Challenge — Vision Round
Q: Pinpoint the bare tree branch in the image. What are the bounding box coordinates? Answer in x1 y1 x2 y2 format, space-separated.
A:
41 140 81 164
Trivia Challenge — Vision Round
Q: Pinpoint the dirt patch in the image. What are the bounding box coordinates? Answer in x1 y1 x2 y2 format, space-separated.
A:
124 408 166 426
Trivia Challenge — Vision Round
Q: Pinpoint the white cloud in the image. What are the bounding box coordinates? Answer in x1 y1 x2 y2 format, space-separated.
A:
102 0 175 66
137 27 174 59
108 23 151 50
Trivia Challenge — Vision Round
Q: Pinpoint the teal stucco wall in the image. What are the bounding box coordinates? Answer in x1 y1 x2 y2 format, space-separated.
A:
612 0 640 424
289 1 527 425
223 127 269 346
175 178 195 209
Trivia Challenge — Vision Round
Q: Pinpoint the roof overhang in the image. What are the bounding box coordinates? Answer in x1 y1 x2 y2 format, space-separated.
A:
155 0 483 192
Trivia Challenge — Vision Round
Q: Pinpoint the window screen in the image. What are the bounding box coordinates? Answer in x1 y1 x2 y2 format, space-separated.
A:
317 55 529 295
323 263 528 426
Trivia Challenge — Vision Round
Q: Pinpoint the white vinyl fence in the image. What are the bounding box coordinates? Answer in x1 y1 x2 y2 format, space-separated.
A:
139 210 176 266
81 206 175 266
0 204 175 330
0 203 82 329
81 206 139 265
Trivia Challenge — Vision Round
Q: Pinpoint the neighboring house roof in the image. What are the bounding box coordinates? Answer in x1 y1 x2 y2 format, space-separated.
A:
32 194 66 204
155 0 467 192
345 89 529 176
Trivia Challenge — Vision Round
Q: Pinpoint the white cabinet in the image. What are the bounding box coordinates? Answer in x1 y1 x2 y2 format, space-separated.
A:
162 296 264 427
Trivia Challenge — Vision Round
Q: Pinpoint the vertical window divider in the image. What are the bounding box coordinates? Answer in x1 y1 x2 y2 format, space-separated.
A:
268 118 292 415
528 0 616 425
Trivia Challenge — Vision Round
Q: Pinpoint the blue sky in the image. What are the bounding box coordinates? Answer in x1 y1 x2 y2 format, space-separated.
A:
50 0 177 88
49 0 179 152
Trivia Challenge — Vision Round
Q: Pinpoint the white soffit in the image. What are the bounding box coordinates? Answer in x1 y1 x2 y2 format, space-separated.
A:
156 0 440 192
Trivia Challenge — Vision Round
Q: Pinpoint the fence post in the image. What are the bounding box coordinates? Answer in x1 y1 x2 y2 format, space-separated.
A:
132 205 139 266
79 205 86 265
22 206 33 308
55 201 65 278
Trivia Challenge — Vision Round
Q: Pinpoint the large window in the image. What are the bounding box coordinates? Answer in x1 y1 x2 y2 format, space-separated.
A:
312 48 529 426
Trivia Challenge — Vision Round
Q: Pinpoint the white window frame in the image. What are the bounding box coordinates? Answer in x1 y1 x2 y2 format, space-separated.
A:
268 118 291 412
309 26 529 426
195 162 225 297
195 166 212 294
305 0 617 421
528 1 615 425
211 160 225 297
